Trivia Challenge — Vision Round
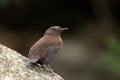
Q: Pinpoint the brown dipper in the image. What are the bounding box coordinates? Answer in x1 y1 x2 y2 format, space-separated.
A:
27 26 68 69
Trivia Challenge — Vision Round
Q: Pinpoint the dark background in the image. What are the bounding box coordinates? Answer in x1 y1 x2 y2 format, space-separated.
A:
0 0 120 80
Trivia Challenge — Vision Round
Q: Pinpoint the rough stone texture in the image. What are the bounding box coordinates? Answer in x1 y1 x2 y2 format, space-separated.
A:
0 44 64 80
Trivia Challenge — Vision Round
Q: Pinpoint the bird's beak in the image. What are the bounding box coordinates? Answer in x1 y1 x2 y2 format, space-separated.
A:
61 28 69 31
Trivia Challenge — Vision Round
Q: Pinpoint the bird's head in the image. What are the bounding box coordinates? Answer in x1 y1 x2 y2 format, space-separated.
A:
44 26 68 36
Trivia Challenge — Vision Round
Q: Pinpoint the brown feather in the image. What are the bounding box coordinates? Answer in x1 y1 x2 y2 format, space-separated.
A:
27 26 67 65
28 35 63 64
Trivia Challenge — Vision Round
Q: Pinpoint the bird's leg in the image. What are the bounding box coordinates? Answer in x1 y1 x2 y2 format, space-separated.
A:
41 64 44 68
41 64 53 73
46 64 52 70
47 64 54 73
36 63 42 67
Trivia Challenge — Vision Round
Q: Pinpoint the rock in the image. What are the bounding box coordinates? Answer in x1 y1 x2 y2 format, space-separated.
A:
0 44 64 80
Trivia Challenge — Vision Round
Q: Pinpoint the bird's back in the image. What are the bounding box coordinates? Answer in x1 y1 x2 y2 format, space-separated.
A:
28 35 63 64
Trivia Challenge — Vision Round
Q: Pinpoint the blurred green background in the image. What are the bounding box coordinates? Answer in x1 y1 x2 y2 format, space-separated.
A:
0 0 120 80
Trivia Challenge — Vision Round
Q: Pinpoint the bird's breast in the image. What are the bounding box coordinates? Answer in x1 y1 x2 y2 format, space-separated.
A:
43 36 63 63
46 36 63 54
43 45 62 64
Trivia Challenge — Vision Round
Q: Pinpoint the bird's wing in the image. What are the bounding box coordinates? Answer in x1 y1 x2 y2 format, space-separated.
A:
28 36 49 62
28 36 63 63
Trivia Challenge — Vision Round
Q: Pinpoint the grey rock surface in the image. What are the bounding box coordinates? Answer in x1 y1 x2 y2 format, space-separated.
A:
0 44 64 80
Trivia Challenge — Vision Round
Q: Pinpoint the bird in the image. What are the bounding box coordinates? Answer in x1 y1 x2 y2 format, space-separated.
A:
27 26 68 70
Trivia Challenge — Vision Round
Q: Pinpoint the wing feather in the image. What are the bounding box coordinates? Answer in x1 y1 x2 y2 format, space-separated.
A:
28 35 63 63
